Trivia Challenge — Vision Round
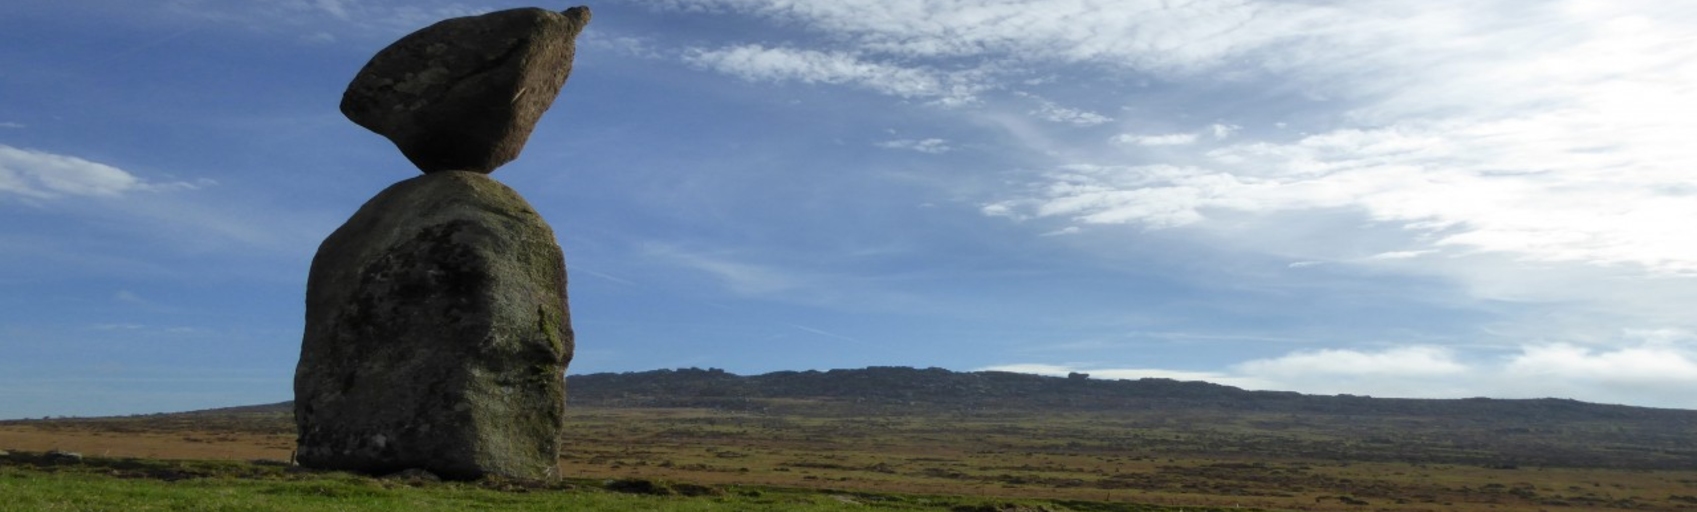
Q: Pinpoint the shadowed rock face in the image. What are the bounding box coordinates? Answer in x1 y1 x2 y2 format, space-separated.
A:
341 6 591 174
295 171 572 480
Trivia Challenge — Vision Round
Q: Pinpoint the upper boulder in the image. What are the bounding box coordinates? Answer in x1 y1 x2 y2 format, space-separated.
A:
341 6 591 174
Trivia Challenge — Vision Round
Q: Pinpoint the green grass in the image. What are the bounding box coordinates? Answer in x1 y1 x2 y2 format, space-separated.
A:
0 453 1214 512
0 467 914 512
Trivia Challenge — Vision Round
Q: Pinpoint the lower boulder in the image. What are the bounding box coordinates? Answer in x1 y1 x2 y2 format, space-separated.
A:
295 171 571 480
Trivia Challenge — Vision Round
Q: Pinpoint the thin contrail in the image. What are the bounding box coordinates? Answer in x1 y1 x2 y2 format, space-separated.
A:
788 323 858 343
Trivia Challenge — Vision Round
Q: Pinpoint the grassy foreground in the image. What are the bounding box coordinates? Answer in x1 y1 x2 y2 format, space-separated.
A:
7 404 1697 511
0 451 1202 512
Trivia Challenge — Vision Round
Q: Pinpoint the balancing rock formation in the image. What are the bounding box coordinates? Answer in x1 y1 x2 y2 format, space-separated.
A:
295 5 589 481
341 6 591 174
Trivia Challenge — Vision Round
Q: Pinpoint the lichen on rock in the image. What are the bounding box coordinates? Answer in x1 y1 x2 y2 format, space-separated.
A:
295 171 572 480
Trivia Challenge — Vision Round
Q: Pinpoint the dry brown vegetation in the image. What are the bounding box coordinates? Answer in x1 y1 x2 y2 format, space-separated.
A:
6 367 1697 511
551 406 1697 511
5 404 1697 511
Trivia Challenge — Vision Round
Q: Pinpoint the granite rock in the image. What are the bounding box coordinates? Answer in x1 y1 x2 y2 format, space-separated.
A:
341 6 591 174
294 171 572 480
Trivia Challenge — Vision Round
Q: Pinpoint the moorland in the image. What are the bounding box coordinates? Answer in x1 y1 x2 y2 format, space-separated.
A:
4 366 1697 511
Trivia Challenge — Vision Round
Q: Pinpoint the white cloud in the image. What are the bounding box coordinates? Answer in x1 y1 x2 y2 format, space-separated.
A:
0 122 23 129
655 0 1316 75
685 45 981 105
584 34 664 60
0 145 142 199
656 0 1350 106
1111 123 1237 146
1505 343 1697 385
1235 346 1468 378
1034 104 1112 126
985 164 1250 229
646 1 1697 365
1006 117 1697 275
1367 250 1436 260
0 145 213 201
660 1 1697 282
877 138 952 154
991 334 1697 407
1112 132 1199 146
978 202 1025 221
1024 95 1112 126
1208 123 1239 139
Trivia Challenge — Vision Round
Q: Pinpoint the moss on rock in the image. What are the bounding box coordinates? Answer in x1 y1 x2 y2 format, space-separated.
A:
295 171 571 480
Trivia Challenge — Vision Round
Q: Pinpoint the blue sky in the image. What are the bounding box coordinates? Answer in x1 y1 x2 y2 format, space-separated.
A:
3 0 1697 418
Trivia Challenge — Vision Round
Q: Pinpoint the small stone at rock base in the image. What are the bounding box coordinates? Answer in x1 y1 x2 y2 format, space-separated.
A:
383 468 443 483
341 6 591 174
45 450 82 462
295 171 571 481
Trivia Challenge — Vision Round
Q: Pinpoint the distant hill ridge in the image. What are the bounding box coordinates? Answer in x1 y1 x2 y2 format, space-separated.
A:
563 366 1693 420
31 366 1692 473
179 366 1692 423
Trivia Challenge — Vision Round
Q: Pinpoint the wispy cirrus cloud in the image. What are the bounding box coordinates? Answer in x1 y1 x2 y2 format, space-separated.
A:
657 0 1333 119
653 0 1697 279
685 44 984 106
1111 132 1198 147
876 138 952 154
1021 94 1112 126
1111 124 1239 146
312 0 351 21
646 244 808 296
652 0 1314 74
160 0 490 39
